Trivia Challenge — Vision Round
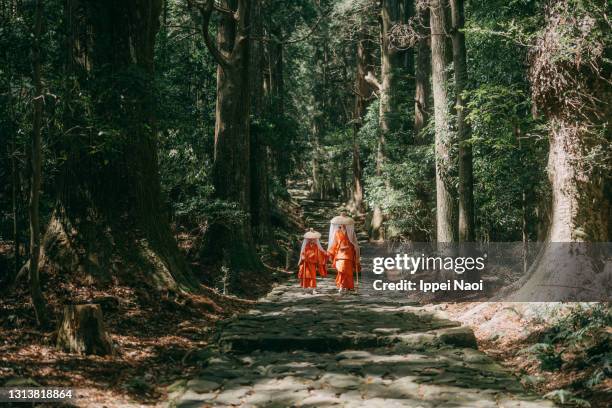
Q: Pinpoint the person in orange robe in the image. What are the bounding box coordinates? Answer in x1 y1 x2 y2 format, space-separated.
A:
298 229 327 294
327 213 360 294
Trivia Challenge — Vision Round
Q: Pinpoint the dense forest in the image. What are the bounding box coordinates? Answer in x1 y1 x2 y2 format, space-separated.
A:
0 0 610 406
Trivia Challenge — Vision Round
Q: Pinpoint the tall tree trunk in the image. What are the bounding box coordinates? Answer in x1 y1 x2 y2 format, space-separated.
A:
350 127 365 213
350 133 364 212
263 23 286 185
370 0 402 241
349 38 373 214
267 24 285 115
249 0 272 243
450 0 474 242
512 123 530 273
510 1 610 301
529 2 610 243
545 122 608 242
250 132 271 242
29 0 48 326
310 11 330 200
250 0 264 115
43 0 198 293
11 129 20 279
429 0 457 243
205 0 259 272
379 0 401 135
414 1 430 135
273 41 284 114
399 0 415 144
311 121 322 198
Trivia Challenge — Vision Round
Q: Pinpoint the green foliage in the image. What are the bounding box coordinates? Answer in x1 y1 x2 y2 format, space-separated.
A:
465 84 547 241
544 389 591 407
463 0 551 241
359 101 435 240
525 305 611 382
526 342 564 371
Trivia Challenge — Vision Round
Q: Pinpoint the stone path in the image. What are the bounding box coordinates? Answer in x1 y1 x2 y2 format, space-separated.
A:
165 185 555 407
166 273 556 408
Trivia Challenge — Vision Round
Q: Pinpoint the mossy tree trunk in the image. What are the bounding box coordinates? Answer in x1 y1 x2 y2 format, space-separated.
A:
512 0 610 300
42 0 199 292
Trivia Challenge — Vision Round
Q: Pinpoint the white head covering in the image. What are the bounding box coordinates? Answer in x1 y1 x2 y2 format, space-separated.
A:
300 229 325 263
327 212 360 259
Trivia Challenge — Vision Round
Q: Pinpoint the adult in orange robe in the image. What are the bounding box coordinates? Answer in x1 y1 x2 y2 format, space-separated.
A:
298 229 327 294
327 213 360 293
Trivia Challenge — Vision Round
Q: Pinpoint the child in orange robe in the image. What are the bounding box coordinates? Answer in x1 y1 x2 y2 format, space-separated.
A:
298 229 327 294
327 213 361 294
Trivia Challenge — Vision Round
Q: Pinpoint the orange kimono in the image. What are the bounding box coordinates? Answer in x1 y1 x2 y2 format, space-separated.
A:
328 230 360 289
298 242 328 288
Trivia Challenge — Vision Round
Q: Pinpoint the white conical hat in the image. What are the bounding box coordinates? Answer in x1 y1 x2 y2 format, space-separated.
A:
303 228 321 239
330 212 354 225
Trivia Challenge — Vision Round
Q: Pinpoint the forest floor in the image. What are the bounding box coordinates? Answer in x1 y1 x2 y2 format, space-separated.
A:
0 271 256 406
0 196 301 407
442 303 611 408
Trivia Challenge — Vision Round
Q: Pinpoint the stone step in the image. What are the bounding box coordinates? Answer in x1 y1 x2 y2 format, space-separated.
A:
215 280 465 355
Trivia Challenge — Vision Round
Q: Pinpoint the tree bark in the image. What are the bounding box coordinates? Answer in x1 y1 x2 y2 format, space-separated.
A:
250 0 264 117
311 120 322 198
249 0 272 243
379 0 401 135
272 41 285 114
56 304 113 355
414 2 430 136
545 122 608 242
309 11 330 200
370 0 402 241
42 0 199 292
515 124 529 274
399 0 415 144
199 0 260 272
11 127 20 279
510 1 610 301
349 38 374 214
429 0 457 243
450 0 474 242
511 119 609 301
29 0 48 327
528 1 610 244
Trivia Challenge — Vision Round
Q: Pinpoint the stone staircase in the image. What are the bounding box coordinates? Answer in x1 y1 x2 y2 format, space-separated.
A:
167 280 557 408
287 180 369 246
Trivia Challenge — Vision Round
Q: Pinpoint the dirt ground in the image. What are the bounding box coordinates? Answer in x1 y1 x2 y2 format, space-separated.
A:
441 302 611 408
0 272 259 407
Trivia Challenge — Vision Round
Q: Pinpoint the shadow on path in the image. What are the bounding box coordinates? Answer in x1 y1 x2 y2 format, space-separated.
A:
166 274 556 408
